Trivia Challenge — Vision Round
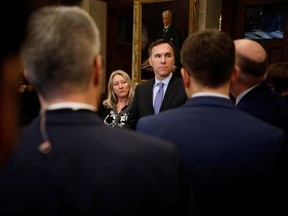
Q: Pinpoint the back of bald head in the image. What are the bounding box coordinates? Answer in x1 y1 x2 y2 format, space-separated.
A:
234 39 268 79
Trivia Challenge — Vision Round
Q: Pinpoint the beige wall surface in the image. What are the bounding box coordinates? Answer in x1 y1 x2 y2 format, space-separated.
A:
198 0 222 30
82 0 107 93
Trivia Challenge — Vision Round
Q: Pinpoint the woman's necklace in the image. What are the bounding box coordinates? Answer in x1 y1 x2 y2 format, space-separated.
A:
117 100 128 109
117 103 127 108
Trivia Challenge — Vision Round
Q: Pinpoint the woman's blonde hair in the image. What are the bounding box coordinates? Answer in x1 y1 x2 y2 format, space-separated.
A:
103 70 135 108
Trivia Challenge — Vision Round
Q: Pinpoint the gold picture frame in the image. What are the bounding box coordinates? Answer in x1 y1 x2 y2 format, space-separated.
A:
132 0 198 85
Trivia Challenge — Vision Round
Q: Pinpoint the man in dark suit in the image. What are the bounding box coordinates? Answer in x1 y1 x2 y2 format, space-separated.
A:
0 6 194 216
137 29 287 215
155 10 182 73
126 39 187 129
230 39 288 144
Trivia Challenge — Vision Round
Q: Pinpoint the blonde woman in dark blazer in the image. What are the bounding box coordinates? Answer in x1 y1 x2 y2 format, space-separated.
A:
98 70 135 127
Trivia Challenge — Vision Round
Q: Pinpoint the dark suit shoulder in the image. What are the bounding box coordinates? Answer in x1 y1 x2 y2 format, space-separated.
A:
165 74 187 101
136 78 154 89
168 26 181 34
169 73 184 85
238 82 288 130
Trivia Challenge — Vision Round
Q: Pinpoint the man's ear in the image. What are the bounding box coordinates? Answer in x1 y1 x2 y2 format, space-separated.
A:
93 55 102 86
23 68 29 80
230 66 239 86
148 57 152 66
181 67 190 88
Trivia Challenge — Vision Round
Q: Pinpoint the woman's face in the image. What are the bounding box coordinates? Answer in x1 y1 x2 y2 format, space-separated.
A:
112 74 130 100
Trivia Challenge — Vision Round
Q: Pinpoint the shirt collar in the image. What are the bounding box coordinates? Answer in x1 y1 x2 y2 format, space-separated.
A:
164 25 171 29
192 92 230 99
235 83 260 105
154 72 172 87
46 102 96 112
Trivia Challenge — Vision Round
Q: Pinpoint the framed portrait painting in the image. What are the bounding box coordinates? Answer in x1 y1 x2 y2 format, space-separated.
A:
132 0 198 84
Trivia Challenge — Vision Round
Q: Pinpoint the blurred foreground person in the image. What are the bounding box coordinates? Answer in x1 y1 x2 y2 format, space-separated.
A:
137 29 287 215
0 6 194 216
0 0 57 166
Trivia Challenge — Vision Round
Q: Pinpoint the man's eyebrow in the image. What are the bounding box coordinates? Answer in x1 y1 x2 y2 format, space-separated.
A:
153 52 172 56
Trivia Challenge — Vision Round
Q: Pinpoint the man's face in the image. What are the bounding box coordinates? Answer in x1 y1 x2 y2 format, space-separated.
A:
149 43 175 80
162 14 171 28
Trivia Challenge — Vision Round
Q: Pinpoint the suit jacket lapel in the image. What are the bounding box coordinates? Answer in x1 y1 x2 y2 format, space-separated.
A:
161 74 179 110
143 79 154 114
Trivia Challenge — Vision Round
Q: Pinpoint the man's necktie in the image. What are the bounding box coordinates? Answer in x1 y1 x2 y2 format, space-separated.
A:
163 28 168 37
154 82 164 114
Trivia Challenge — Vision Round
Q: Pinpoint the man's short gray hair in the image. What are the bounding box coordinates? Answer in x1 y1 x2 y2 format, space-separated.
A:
22 6 101 100
162 10 172 19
